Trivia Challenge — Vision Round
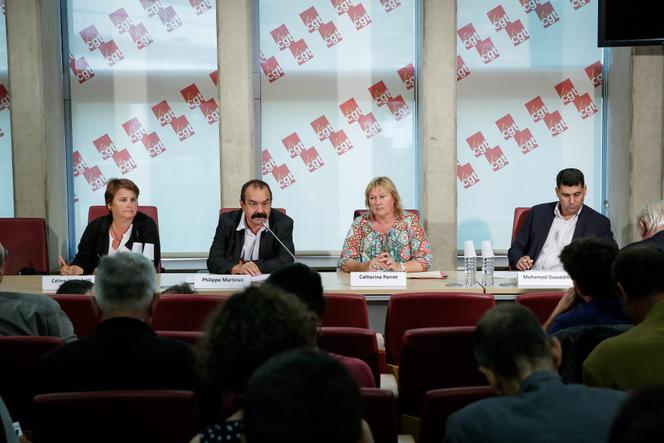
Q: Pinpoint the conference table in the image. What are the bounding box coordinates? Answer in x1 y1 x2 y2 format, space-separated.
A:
0 271 569 333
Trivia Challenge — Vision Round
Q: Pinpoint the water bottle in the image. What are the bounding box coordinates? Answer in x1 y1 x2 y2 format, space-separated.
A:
463 240 477 287
481 240 495 287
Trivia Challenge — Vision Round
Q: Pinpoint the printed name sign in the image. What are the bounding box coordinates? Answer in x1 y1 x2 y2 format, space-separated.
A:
350 272 406 287
517 271 572 288
194 274 251 289
43 275 95 292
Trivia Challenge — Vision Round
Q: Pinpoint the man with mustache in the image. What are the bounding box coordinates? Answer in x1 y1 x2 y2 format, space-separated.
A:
207 179 295 275
508 168 616 271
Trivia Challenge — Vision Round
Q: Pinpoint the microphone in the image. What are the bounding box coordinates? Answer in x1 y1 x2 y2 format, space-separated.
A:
261 219 296 262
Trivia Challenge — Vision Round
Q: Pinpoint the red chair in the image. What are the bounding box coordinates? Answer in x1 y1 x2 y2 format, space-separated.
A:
317 327 380 387
511 207 531 243
385 293 495 365
398 327 488 418
516 291 564 325
156 330 205 347
0 218 49 274
88 205 159 226
220 207 286 214
321 293 369 329
51 295 99 338
32 390 200 443
360 388 398 443
0 336 64 424
419 386 496 443
152 294 229 331
353 209 420 220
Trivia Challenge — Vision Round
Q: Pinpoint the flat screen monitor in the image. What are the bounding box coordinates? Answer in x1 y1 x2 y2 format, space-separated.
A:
598 1 664 47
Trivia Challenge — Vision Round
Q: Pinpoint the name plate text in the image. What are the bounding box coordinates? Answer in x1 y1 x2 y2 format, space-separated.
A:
517 271 572 288
194 274 251 290
42 275 95 292
350 272 406 287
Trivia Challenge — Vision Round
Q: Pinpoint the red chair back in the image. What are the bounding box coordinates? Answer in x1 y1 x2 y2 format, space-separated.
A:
516 291 564 325
353 209 420 220
220 207 286 214
321 293 369 329
32 390 200 443
317 327 379 387
0 218 49 274
360 388 398 443
419 386 496 443
398 327 487 417
0 336 64 424
152 294 229 331
156 330 205 347
385 293 495 364
51 295 99 338
88 205 159 227
511 207 531 243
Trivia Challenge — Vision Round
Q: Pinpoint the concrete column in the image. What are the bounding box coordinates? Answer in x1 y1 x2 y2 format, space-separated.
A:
6 0 67 270
218 0 255 207
421 0 457 269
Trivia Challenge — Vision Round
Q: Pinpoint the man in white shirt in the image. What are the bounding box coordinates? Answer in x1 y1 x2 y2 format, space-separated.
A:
207 179 295 275
508 168 616 271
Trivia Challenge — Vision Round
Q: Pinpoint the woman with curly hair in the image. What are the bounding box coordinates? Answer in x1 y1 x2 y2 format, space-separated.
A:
190 285 318 443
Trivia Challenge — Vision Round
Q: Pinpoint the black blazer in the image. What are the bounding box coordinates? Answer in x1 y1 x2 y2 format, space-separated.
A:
207 209 295 274
71 211 161 274
623 230 664 251
508 202 616 269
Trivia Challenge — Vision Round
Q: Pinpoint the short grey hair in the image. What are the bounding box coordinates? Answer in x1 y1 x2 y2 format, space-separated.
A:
0 242 6 266
638 200 664 237
94 252 157 313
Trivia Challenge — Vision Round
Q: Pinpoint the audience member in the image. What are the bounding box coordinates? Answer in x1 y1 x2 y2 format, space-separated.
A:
624 200 664 250
445 304 627 443
243 349 374 443
543 238 630 334
55 279 93 295
608 386 664 443
1 396 18 443
192 285 318 443
0 242 76 343
266 262 376 387
584 246 664 390
38 253 206 412
161 282 197 294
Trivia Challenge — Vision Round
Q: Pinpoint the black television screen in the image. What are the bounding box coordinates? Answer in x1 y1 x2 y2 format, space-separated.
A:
598 1 664 47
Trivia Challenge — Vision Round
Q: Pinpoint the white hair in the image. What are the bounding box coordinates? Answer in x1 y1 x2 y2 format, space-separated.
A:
638 200 664 238
94 252 156 314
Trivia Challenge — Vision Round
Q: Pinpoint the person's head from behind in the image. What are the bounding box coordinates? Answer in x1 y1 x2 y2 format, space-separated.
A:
201 285 318 396
637 200 664 240
161 283 196 294
609 386 664 443
555 168 586 217
93 252 157 321
0 242 6 280
56 279 94 295
244 348 364 443
474 304 561 395
266 263 325 319
560 238 618 301
612 246 664 324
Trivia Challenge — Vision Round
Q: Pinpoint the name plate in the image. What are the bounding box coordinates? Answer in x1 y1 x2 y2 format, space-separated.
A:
42 275 95 292
194 274 251 290
517 271 573 288
350 272 406 287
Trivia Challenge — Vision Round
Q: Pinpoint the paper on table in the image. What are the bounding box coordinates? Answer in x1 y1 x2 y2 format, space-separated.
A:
251 274 270 282
406 271 447 279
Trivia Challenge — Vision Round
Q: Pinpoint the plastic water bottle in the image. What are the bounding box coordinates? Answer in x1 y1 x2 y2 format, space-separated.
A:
481 240 495 287
463 240 477 287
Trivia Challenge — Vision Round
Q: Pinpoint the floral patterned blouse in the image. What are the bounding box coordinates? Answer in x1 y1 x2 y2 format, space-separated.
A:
338 211 432 270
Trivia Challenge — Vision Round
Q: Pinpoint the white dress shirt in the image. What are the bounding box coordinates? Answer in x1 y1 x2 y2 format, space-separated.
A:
237 216 268 261
533 205 581 271
107 224 133 255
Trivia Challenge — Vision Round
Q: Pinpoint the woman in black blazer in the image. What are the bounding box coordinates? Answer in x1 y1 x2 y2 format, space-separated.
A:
59 178 161 275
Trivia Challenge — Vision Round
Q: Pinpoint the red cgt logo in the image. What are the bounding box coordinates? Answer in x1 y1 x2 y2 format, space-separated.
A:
387 96 411 121
544 111 568 137
348 3 371 30
262 149 277 176
525 96 549 123
99 40 124 67
484 146 509 172
282 132 305 158
368 81 392 107
289 39 314 65
112 149 138 175
152 100 176 127
171 115 195 142
573 93 598 119
122 117 147 143
380 0 401 13
158 6 183 32
72 151 88 177
466 131 490 158
495 114 519 140
83 165 108 192
141 132 167 157
271 164 296 190
109 8 132 34
319 21 343 48
300 6 323 33
330 0 352 16
554 78 579 105
585 61 603 88
398 64 415 89
139 0 163 17
457 162 480 189
311 115 333 141
69 54 95 84
339 98 362 124
329 130 353 156
93 134 119 160
301 146 325 172
476 38 500 64
358 113 382 139
181 83 204 110
271 24 294 51
535 2 559 28
456 56 470 81
487 5 510 32
200 98 219 124
515 128 539 154
506 20 529 46
80 25 103 51
260 56 285 83
457 23 480 50
0 84 9 111
129 23 153 50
